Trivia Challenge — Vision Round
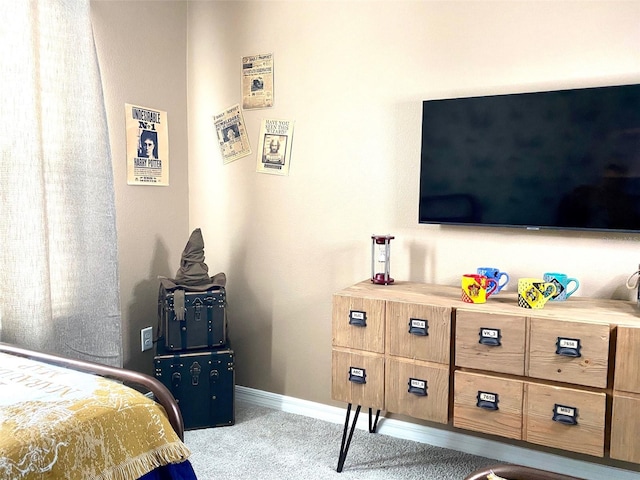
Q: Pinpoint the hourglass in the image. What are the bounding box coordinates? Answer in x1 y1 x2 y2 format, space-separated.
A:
371 235 394 285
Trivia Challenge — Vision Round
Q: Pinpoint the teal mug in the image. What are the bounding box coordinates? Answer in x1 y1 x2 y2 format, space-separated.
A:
543 272 579 301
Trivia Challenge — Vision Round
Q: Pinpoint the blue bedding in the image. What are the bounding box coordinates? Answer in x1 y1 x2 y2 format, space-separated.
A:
140 460 198 480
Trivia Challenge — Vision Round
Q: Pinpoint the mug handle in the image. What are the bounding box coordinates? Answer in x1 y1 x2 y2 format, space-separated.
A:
486 278 498 297
565 278 579 298
497 272 510 291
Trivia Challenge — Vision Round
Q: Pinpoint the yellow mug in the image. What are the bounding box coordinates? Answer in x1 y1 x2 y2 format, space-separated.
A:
461 274 498 304
518 278 557 309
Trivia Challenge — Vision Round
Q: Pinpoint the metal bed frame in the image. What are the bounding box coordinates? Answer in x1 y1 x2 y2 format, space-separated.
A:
463 464 584 480
0 342 184 440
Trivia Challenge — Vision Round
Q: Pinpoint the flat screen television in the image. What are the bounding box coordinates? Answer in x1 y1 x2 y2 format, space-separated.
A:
418 83 640 233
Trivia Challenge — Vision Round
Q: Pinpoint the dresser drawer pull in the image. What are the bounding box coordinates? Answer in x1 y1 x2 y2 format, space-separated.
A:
478 328 501 346
348 367 366 384
552 404 578 425
348 310 367 327
408 318 428 336
407 377 428 396
476 391 499 410
555 337 582 357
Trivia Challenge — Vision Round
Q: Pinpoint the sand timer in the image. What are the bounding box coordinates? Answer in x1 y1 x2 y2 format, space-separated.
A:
371 235 394 285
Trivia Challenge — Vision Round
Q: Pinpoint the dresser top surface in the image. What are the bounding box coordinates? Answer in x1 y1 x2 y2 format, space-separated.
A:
335 280 640 327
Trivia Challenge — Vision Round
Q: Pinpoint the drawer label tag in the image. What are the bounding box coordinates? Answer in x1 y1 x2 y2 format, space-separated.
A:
552 403 578 425
555 337 582 357
408 318 429 336
348 367 366 384
476 391 499 410
349 310 367 327
407 377 428 396
478 328 502 346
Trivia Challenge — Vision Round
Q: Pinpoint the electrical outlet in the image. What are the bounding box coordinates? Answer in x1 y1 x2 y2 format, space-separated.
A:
141 327 153 352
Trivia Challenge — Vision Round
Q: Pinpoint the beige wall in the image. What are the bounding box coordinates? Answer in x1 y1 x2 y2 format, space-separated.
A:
91 1 640 404
186 1 640 406
91 1 190 373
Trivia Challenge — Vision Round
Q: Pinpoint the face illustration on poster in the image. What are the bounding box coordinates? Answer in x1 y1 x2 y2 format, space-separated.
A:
263 135 284 165
225 127 237 142
139 130 158 160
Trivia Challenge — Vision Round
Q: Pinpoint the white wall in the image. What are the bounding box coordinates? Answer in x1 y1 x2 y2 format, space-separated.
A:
187 0 640 403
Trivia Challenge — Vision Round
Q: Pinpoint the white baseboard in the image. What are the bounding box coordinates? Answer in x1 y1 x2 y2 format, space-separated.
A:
235 385 640 480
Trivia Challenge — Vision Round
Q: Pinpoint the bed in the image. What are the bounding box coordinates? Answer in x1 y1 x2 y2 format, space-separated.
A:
0 342 197 480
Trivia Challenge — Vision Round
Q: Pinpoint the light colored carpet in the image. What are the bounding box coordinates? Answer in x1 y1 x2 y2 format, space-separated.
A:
184 402 498 479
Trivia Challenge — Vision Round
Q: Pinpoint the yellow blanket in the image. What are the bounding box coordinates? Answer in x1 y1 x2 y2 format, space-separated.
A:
0 352 191 480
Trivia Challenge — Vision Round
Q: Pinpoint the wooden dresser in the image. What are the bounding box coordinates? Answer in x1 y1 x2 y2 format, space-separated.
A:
331 280 640 469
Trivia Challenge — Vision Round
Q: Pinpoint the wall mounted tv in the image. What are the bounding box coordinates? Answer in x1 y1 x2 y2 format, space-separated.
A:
419 83 640 233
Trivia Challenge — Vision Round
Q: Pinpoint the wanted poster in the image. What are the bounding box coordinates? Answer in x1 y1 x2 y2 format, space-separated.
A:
125 103 169 186
242 53 274 110
214 104 251 164
256 119 294 176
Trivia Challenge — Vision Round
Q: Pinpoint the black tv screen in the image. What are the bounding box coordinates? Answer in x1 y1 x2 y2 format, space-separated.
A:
419 84 640 232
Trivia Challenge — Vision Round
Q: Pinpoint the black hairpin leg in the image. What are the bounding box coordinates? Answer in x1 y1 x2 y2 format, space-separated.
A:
336 404 381 473
337 403 360 472
369 407 380 433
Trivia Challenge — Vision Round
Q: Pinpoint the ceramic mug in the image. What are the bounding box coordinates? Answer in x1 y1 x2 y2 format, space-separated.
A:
543 272 579 301
517 278 557 309
477 267 510 293
461 274 498 304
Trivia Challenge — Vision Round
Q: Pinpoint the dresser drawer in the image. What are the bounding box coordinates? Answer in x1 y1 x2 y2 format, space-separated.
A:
455 310 526 376
524 382 606 457
331 348 384 410
527 318 610 388
385 357 449 424
610 392 640 463
332 293 385 353
386 300 451 364
613 325 640 394
453 371 524 440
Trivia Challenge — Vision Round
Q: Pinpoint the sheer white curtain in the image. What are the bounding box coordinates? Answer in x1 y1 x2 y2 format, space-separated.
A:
0 0 122 366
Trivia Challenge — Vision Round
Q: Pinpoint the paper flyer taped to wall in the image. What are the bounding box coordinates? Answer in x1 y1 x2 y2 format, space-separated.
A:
242 53 273 110
125 103 169 186
256 119 294 176
214 104 252 164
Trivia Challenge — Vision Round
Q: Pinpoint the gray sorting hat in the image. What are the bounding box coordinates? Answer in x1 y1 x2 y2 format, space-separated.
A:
161 228 226 291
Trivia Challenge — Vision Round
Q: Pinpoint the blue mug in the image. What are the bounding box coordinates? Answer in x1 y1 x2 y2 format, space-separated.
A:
477 267 510 293
543 272 579 301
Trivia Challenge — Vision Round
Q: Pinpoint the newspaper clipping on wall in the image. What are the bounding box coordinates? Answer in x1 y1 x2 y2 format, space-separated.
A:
256 119 294 176
125 103 169 186
242 53 274 110
214 104 252 164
